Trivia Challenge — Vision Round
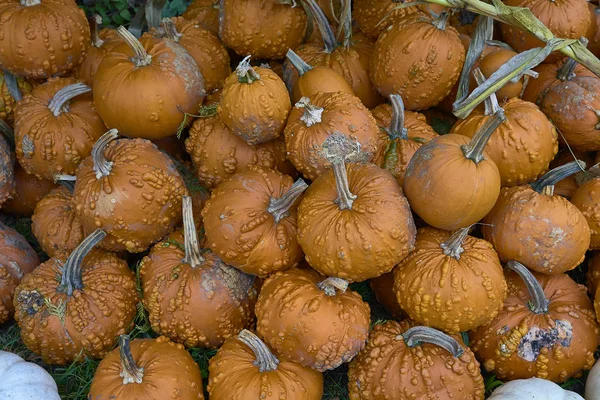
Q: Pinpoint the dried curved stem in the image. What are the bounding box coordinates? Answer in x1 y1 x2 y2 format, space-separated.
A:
530 160 586 193
303 0 337 53
440 228 470 260
337 0 352 48
332 162 356 210
387 94 408 140
400 326 464 357
118 335 144 384
48 83 91 117
182 196 204 268
506 260 549 314
432 10 450 30
90 14 104 48
557 58 578 81
57 229 106 296
461 108 506 163
161 17 181 42
236 55 261 84
3 69 22 102
295 97 324 127
238 330 279 372
20 0 40 6
268 178 308 223
92 130 118 180
54 174 76 193
473 68 499 116
117 26 152 67
286 49 312 76
317 277 349 296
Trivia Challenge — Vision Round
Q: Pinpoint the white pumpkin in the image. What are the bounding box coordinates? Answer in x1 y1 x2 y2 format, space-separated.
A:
489 377 583 400
0 350 60 399
587 358 600 400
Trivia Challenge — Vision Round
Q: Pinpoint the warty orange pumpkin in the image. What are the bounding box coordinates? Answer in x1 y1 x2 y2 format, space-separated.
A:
2 162 58 216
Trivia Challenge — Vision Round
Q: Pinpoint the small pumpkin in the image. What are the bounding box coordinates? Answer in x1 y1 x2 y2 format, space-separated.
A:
89 335 204 400
0 222 39 324
14 78 106 180
219 57 291 145
208 329 323 399
0 127 15 208
490 378 583 400
202 166 306 277
348 322 485 399
284 93 379 181
255 268 370 371
94 26 205 140
470 260 598 382
182 0 219 33
369 272 406 320
0 350 60 400
571 166 600 250
0 69 36 124
0 0 91 78
72 130 187 253
587 252 600 296
353 0 426 39
477 48 525 101
13 229 138 364
2 163 58 216
483 161 590 274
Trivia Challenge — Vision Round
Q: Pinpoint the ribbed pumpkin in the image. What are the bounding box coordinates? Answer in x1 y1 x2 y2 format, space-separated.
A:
182 0 219 33
72 130 187 253
0 0 91 78
255 268 370 371
14 78 105 180
470 261 598 382
140 196 259 348
94 26 205 140
219 0 306 59
0 130 14 208
0 70 36 124
372 94 439 186
208 330 323 399
0 222 39 324
353 0 426 39
283 93 379 181
571 167 600 250
348 322 485 399
89 335 204 400
483 162 590 274
2 163 57 216
13 229 138 364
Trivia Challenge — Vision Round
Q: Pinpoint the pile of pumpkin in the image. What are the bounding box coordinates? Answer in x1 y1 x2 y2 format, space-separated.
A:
4 0 600 398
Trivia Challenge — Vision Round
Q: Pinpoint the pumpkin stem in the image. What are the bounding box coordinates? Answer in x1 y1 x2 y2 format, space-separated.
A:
2 69 22 102
473 68 500 116
161 17 182 42
295 97 324 127
57 229 106 296
317 277 349 296
400 326 464 357
54 174 76 193
89 14 105 48
0 119 14 144
530 160 586 193
48 83 91 117
440 227 470 260
238 330 279 372
20 0 41 6
236 55 261 84
337 0 352 48
267 178 309 223
286 49 312 76
303 0 337 53
506 260 549 314
118 335 144 384
117 26 152 67
557 58 578 81
386 94 408 140
432 10 451 30
461 108 506 164
182 196 205 268
92 129 118 180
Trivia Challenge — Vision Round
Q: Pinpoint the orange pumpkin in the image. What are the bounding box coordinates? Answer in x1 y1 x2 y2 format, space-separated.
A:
0 130 14 208
588 251 600 296
478 49 524 101
369 272 406 320
586 3 600 56
546 148 592 199
571 167 600 249
353 0 426 39
2 163 57 216
182 0 219 33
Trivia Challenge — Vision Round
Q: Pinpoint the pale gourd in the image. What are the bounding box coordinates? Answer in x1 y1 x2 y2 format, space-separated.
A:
586 358 600 399
489 377 583 400
0 350 61 400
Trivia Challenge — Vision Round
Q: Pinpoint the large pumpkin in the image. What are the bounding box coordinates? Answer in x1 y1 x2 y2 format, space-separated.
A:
0 130 14 208
2 163 57 216
0 0 91 78
13 229 138 364
72 129 187 253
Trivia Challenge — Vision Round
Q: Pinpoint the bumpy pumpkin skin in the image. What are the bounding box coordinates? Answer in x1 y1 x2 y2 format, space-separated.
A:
31 186 83 258
255 268 370 371
13 249 137 365
0 134 15 208
371 102 439 186
0 222 39 324
140 230 260 348
470 270 598 382
290 66 354 104
483 185 590 274
202 166 303 277
370 18 465 110
369 272 406 320
0 70 36 124
14 77 106 180
182 0 219 33
73 138 188 253
0 0 91 78
219 0 307 59
284 92 379 181
89 336 205 400
393 227 507 333
2 163 58 216
587 252 600 297
208 333 324 400
298 163 416 282
219 66 291 145
450 99 558 187
348 320 485 400
571 178 600 250
353 0 426 39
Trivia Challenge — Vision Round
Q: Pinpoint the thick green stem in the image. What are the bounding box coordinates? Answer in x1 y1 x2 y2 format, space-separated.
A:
461 109 506 163
295 97 324 127
317 277 349 296
236 56 261 84
117 26 152 67
238 330 279 372
473 68 499 116
92 130 118 179
530 160 586 193
557 58 577 81
90 14 104 48
506 260 549 314
303 0 337 53
57 229 106 296
286 49 312 76
440 228 470 260
182 196 204 268
268 178 308 223
387 94 408 140
118 335 144 384
161 17 181 42
54 174 76 193
400 326 464 357
432 10 451 30
48 83 91 117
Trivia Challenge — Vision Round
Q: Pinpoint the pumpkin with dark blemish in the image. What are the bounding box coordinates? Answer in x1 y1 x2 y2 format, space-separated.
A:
182 0 219 33
3 163 58 216
353 0 427 39
483 162 590 274
94 26 205 140
372 94 438 187
219 57 291 145
208 329 323 399
89 335 204 400
348 322 485 399
369 272 406 320
72 130 188 253
0 70 37 125
219 0 306 59
14 78 106 180
202 166 306 277
0 222 39 324
394 227 507 333
470 261 598 382
370 11 465 110
548 148 592 199
0 0 91 79
570 168 600 250
140 196 259 348
587 252 600 297
255 268 370 371
0 132 15 208
13 229 138 365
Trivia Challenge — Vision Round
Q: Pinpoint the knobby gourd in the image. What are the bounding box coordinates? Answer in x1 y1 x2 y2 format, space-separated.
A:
571 165 600 249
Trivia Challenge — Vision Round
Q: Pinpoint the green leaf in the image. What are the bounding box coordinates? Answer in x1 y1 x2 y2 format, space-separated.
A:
119 8 132 21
